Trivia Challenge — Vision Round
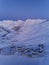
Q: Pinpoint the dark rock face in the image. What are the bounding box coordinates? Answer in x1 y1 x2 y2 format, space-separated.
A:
17 44 45 57
0 44 45 57
12 26 21 31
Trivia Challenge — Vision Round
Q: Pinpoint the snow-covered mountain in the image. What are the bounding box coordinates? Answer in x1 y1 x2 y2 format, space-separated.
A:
0 19 49 65
0 19 48 56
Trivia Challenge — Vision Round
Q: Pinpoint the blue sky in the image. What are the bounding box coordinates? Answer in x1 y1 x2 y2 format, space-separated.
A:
0 0 49 20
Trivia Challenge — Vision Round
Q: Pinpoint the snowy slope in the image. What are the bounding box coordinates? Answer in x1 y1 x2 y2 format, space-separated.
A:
0 19 49 65
0 19 48 46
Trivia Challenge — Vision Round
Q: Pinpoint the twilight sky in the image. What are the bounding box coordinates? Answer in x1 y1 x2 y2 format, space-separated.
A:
0 0 49 20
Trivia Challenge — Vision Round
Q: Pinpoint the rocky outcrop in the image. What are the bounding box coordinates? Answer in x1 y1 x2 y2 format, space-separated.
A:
0 44 45 57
